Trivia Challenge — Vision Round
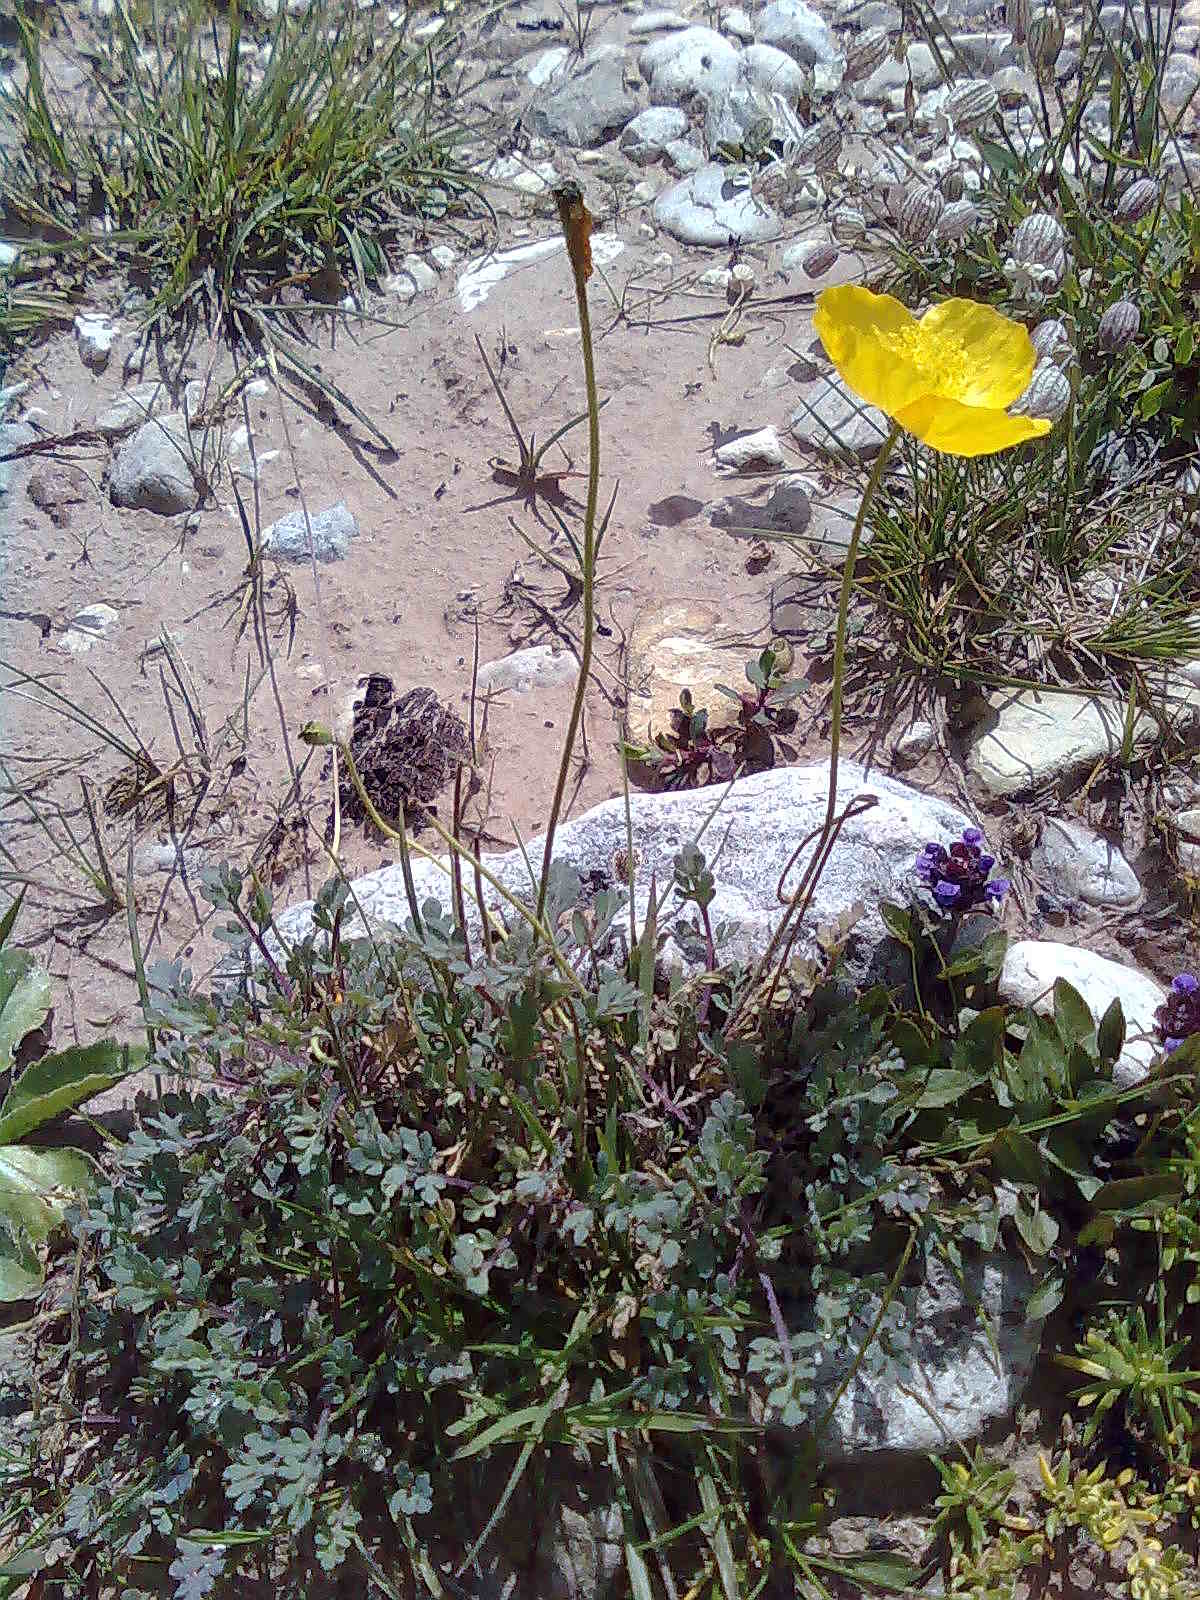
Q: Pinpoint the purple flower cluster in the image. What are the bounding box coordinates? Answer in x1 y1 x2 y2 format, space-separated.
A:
915 828 1010 912
1156 973 1200 1055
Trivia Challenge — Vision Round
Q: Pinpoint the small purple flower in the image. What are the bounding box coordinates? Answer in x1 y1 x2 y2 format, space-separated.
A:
915 828 1009 913
1156 973 1200 1055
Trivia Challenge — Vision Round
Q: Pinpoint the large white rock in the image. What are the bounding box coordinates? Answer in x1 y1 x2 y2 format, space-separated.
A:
653 162 780 245
639 25 741 104
965 688 1155 797
272 764 979 985
999 940 1165 1088
808 1253 1044 1461
759 0 840 64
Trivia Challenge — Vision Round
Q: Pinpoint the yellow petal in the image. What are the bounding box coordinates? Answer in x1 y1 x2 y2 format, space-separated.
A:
895 394 1052 456
813 285 933 419
918 298 1038 408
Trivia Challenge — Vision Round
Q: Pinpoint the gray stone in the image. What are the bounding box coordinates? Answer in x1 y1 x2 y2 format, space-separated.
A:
109 414 198 515
998 940 1165 1088
618 104 689 163
476 644 578 695
722 5 756 41
664 137 706 173
528 47 641 146
740 41 809 101
628 8 690 33
1175 807 1200 875
892 720 936 768
1034 817 1141 909
807 1252 1044 1461
261 501 358 562
704 82 778 155
94 382 169 439
711 471 816 535
640 25 740 104
950 29 1016 71
653 162 780 245
790 372 889 458
271 763 980 988
401 253 439 292
963 688 1157 797
758 0 840 66
854 1 902 26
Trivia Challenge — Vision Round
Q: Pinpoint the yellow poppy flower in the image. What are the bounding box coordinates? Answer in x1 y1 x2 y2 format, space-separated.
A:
813 285 1054 457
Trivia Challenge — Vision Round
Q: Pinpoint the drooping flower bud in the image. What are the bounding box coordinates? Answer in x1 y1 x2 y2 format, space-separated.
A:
844 26 891 84
1006 0 1031 44
796 121 843 173
937 199 982 240
1010 359 1072 421
940 166 966 201
831 205 868 242
1010 210 1065 264
898 183 944 240
1098 298 1141 351
1027 7 1064 74
944 78 999 132
1116 176 1159 223
1031 317 1072 362
800 241 840 278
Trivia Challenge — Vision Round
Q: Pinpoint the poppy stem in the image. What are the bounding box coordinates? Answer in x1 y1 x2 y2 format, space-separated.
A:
823 422 902 834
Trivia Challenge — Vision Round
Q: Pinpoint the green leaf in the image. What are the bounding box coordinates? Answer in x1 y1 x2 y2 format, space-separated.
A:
952 1007 1006 1075
990 1129 1046 1187
1096 998 1125 1066
0 1224 43 1302
1052 981 1095 1050
0 1144 95 1245
1014 1199 1059 1256
1090 1174 1182 1214
0 949 52 1072
0 891 25 955
802 1551 921 1593
1139 378 1173 419
977 138 1021 177
0 1039 139 1144
914 1068 983 1109
878 902 913 946
1026 1274 1064 1320
892 1018 934 1067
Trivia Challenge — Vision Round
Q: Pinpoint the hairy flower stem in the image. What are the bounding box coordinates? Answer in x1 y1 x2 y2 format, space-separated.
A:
536 183 601 926
823 422 901 836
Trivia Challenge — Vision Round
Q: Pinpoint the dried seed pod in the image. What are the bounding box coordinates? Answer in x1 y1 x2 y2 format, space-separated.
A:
800 241 840 277
795 120 843 173
937 198 982 239
831 205 868 243
1031 317 1071 361
1098 298 1141 351
1010 210 1065 264
898 183 945 240
1026 7 1064 73
940 166 966 201
943 78 1000 132
844 27 891 84
1010 359 1071 421
1116 176 1159 223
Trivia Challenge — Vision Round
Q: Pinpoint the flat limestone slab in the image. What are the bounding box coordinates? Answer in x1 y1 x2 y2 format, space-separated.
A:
965 689 1154 796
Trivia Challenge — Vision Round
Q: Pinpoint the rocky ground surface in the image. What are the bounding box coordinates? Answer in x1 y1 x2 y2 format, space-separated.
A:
2 0 1200 1568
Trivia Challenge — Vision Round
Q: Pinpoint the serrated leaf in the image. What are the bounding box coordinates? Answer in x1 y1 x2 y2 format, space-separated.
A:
0 1039 139 1144
952 1007 1005 1075
0 949 52 1072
